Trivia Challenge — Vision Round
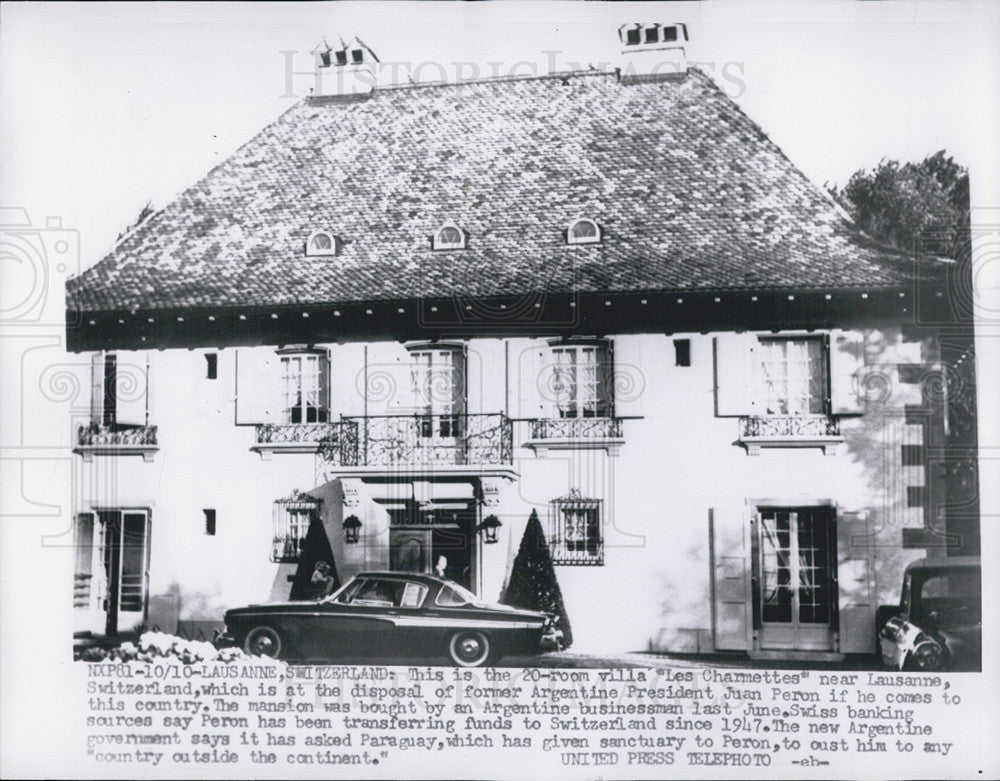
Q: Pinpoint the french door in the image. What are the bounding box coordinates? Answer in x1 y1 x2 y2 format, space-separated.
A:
74 509 150 635
755 506 835 651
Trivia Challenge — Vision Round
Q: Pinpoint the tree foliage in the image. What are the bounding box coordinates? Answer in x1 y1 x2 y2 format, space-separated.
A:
832 151 978 554
501 509 573 648
829 150 969 257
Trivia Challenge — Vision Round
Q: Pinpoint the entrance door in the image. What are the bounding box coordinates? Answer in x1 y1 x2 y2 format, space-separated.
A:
387 503 475 591
756 507 835 651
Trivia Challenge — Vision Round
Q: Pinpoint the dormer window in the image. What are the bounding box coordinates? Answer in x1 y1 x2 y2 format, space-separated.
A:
567 218 602 245
432 223 467 251
306 231 338 257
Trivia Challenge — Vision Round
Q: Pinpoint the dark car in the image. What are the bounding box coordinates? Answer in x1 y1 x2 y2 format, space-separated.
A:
220 572 560 667
878 556 981 672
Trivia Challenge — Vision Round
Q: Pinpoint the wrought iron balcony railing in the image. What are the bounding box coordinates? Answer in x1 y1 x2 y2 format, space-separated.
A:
75 423 159 461
255 421 359 464
332 413 512 468
549 540 605 566
739 414 841 439
78 423 158 447
530 417 624 440
738 414 843 456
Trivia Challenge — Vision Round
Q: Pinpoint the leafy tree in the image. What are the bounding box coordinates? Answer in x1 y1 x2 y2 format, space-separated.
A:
501 509 573 648
829 150 969 256
831 151 978 554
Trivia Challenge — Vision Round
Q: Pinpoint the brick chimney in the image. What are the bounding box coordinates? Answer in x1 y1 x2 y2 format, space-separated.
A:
617 23 688 84
311 36 378 100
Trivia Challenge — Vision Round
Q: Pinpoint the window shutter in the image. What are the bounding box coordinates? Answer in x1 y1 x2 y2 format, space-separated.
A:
330 344 365 417
73 512 96 609
610 336 643 417
115 354 149 426
829 329 864 415
710 507 751 651
90 352 105 424
836 509 875 653
714 334 758 416
235 348 276 424
513 340 549 419
364 344 412 414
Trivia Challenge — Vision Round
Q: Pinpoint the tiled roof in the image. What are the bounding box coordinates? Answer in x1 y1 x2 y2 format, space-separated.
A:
66 68 931 314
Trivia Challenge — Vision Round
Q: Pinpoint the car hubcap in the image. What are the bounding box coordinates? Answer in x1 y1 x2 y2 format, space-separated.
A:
249 631 277 657
459 637 482 660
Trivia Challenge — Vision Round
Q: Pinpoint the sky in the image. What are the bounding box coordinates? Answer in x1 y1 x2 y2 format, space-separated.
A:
2 0 998 275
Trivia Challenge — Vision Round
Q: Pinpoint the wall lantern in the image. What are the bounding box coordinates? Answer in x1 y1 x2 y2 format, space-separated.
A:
343 515 362 544
476 515 502 545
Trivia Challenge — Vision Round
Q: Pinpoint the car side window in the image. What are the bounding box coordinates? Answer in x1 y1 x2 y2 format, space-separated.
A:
436 584 471 607
335 579 365 604
352 579 405 607
400 582 428 608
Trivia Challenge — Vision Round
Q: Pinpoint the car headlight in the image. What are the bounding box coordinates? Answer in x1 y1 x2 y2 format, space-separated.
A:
913 639 944 670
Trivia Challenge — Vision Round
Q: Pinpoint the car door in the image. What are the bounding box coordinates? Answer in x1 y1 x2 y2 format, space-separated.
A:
293 579 391 660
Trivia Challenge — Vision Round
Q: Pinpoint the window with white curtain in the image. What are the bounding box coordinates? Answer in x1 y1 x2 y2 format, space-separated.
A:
757 337 827 415
280 351 329 423
550 342 612 418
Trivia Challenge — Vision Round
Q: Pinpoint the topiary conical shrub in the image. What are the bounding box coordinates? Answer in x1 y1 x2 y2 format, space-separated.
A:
501 509 572 648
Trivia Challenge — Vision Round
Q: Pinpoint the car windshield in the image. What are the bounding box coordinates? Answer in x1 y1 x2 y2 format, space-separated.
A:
436 582 486 608
913 568 981 625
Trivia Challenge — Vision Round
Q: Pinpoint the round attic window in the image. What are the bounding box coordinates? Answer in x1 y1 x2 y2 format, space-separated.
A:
432 223 466 251
306 231 337 256
567 218 601 245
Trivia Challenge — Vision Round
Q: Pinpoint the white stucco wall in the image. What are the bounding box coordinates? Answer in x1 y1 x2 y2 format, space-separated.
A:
67 325 938 654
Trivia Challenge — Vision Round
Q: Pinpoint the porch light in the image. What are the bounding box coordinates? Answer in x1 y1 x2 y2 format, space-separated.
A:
476 515 502 545
343 515 362 544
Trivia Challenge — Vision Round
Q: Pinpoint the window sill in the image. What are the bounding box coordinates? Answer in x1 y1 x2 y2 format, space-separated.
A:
252 441 323 460
74 444 159 463
739 436 843 457
738 415 843 456
526 417 625 457
526 437 625 457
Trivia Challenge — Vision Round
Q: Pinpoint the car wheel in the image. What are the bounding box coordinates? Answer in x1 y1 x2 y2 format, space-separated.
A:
244 626 282 659
447 631 493 667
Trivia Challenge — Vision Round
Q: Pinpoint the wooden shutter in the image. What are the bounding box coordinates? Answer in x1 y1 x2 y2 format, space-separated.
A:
465 340 505 415
90 353 105 424
837 509 875 653
714 334 758 416
711 507 751 651
513 340 549 419
829 329 865 415
115 354 149 426
610 336 643 417
235 348 277 424
329 344 365 417
73 512 96 609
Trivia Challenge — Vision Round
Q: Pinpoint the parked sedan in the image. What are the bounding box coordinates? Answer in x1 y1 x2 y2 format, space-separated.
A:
220 572 560 667
878 557 981 672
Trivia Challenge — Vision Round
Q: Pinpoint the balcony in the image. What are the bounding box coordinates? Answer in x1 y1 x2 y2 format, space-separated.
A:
254 414 515 477
525 416 626 456
738 415 843 456
75 424 158 462
253 421 358 462
349 413 511 467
